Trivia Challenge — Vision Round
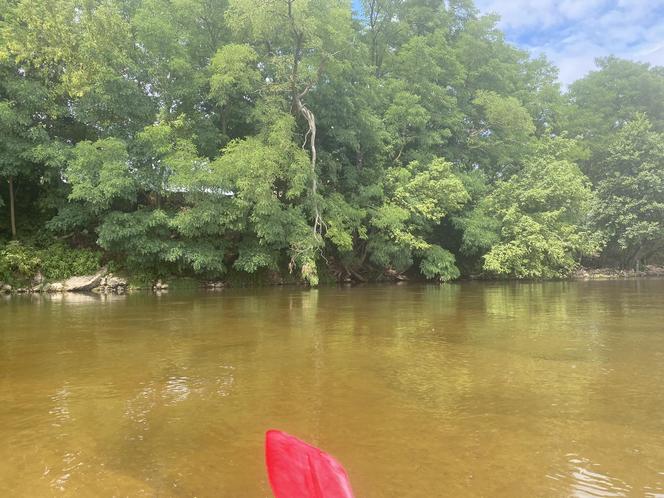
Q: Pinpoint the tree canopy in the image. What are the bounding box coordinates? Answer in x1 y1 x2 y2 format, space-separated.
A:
1 0 662 284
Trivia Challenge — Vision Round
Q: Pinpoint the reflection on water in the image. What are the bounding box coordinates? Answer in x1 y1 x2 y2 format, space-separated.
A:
548 455 632 497
163 376 192 405
1 280 664 496
49 385 72 427
125 385 156 432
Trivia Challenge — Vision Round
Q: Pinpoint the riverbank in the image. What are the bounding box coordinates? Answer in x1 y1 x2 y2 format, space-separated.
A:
2 265 664 295
573 265 664 280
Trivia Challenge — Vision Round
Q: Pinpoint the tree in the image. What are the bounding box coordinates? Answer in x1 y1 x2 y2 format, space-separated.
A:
567 57 664 180
209 44 261 141
480 138 601 278
0 59 58 239
224 0 354 282
593 114 664 268
468 90 535 180
367 158 469 281
0 0 656 284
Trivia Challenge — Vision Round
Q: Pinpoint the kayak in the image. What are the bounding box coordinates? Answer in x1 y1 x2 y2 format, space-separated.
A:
265 430 355 498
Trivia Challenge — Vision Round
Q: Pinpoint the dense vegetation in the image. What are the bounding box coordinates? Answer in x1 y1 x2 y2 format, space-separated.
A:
1 0 663 285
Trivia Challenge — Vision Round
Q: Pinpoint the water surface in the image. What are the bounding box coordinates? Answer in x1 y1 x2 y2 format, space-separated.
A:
2 280 664 497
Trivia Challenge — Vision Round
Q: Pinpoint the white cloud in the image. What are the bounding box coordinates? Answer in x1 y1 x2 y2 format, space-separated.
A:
474 0 664 84
638 44 664 66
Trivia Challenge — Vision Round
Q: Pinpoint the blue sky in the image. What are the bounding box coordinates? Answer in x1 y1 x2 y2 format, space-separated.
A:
352 0 664 85
474 0 664 84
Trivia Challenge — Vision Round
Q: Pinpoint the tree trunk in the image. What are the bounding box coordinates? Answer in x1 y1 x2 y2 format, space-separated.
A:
8 176 16 239
294 97 322 237
287 6 323 239
631 246 643 271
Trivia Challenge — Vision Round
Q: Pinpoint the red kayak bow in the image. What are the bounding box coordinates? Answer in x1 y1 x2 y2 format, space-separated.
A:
265 430 355 498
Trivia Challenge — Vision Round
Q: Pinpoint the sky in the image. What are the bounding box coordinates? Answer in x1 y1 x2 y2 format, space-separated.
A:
473 0 664 84
352 0 664 85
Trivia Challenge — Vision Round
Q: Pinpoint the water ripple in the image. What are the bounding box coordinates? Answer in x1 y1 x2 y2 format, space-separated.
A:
547 454 631 497
163 376 191 405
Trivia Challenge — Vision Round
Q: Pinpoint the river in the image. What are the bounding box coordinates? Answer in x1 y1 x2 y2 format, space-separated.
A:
1 280 664 497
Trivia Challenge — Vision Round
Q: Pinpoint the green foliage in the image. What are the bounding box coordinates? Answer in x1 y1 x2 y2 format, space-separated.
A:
0 240 100 284
383 89 430 161
371 158 468 255
38 244 101 281
0 241 40 284
1 0 659 283
391 158 469 222
566 57 664 183
97 209 227 276
67 139 136 211
593 114 664 267
209 44 260 108
470 90 535 178
322 193 366 253
482 142 601 278
360 157 469 277
420 245 460 282
451 171 499 259
233 242 277 273
456 207 501 257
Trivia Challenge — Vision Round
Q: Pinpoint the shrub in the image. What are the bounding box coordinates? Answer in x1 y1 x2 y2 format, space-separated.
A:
0 241 41 284
0 241 101 284
38 244 101 281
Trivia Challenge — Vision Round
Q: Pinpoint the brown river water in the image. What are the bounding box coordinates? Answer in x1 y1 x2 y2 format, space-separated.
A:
1 280 664 497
